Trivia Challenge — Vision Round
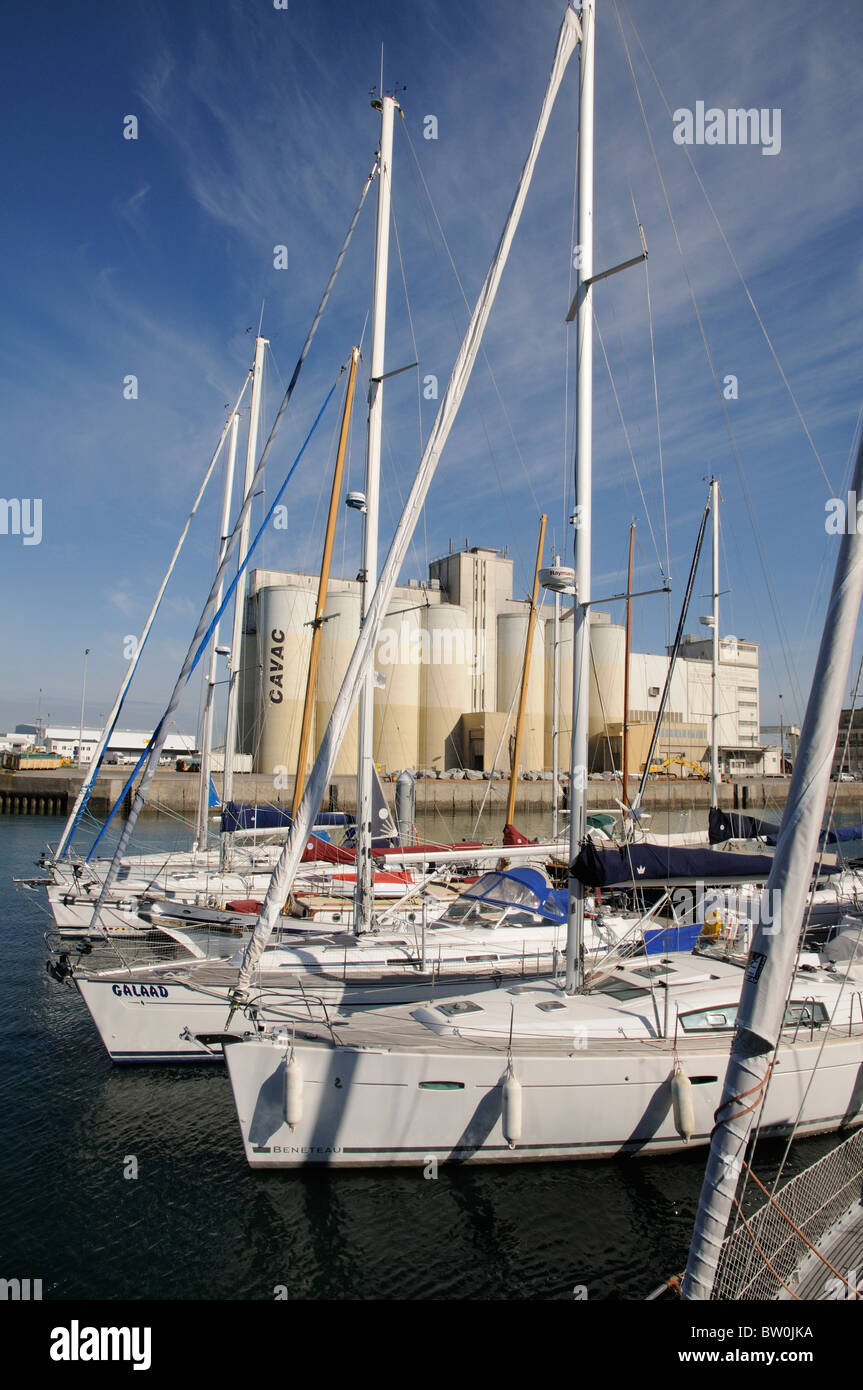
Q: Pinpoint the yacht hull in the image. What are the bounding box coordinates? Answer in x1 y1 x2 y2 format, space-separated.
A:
224 1032 863 1167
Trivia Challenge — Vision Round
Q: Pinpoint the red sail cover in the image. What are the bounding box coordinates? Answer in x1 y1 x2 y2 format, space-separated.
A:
503 823 533 846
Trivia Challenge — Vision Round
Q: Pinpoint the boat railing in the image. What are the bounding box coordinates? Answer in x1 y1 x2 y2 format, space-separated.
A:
712 1127 863 1300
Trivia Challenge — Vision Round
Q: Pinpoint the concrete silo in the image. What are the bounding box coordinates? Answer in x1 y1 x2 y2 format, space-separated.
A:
588 619 625 752
496 608 546 772
254 585 316 778
419 603 471 771
373 597 421 773
316 590 362 777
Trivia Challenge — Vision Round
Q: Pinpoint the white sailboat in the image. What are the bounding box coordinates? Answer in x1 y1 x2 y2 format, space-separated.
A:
222 0 863 1170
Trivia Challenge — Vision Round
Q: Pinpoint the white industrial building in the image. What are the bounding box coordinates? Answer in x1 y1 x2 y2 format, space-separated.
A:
13 725 197 764
236 544 771 779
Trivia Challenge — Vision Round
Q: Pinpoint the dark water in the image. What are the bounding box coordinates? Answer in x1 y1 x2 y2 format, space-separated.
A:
0 813 844 1301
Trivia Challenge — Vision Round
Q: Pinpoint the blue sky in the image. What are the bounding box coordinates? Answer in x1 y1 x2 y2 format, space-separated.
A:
2 0 862 742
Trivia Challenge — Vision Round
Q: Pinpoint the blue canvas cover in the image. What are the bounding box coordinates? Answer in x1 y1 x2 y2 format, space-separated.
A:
571 840 837 888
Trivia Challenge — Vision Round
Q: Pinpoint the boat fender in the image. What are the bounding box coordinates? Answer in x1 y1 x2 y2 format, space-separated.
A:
283 1054 304 1130
502 1066 523 1149
671 1062 694 1144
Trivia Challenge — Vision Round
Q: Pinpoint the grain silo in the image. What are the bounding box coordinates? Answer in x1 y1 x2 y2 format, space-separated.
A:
496 609 546 772
254 585 316 777
373 597 421 773
419 604 470 770
316 590 362 777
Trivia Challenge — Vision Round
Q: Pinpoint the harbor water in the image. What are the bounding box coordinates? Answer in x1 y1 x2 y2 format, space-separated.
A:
0 810 849 1300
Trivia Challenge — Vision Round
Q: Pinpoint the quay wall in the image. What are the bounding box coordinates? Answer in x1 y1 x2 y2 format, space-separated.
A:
3 769 863 822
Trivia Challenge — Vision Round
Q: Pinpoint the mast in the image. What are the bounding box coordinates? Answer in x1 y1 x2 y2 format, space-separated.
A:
355 92 397 935
232 3 583 1002
565 0 596 994
194 410 240 852
632 490 711 811
622 521 634 806
292 348 360 815
221 334 268 870
710 476 720 805
505 514 547 830
683 414 863 1300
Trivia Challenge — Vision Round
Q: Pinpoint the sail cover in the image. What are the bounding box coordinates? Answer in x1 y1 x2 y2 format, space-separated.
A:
709 805 863 847
220 802 353 833
708 808 781 843
571 840 837 888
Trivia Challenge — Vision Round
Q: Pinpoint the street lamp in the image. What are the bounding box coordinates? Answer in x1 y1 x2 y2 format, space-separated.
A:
78 648 91 766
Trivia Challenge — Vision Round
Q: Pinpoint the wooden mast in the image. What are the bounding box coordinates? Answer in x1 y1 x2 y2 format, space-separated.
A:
291 347 360 816
621 520 635 806
504 513 547 831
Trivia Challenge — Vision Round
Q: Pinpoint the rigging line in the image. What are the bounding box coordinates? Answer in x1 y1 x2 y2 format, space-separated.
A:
799 400 863 656
399 122 541 576
300 373 349 576
470 673 523 839
593 310 665 577
87 372 344 864
641 243 671 616
618 0 833 497
610 0 805 720
388 193 429 573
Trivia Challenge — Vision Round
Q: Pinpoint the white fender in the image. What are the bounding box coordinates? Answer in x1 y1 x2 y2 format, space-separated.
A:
284 1054 304 1130
671 1062 694 1144
502 1067 523 1149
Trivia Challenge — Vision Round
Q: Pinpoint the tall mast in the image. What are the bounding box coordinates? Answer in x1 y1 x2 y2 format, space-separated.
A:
222 334 268 871
565 0 596 994
354 92 397 935
194 410 240 852
710 476 720 805
622 520 634 806
232 4 582 1001
683 417 863 1299
505 514 547 831
292 348 360 815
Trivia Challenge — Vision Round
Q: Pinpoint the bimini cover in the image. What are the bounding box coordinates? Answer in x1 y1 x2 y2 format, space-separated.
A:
458 867 566 922
571 840 838 888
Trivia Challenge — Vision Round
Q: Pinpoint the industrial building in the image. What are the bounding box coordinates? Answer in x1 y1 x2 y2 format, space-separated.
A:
11 725 197 764
235 544 771 781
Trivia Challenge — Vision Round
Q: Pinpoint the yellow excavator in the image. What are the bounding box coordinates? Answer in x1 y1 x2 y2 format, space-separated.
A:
646 756 709 780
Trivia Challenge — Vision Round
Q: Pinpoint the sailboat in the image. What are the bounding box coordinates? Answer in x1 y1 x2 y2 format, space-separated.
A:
49 61 624 1062
221 0 863 1169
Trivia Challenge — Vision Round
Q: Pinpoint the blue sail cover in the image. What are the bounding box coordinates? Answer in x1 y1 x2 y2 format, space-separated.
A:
709 806 863 847
708 808 781 843
220 802 353 833
572 840 837 888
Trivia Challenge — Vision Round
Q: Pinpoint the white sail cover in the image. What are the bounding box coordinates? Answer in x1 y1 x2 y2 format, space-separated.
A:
234 4 582 998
